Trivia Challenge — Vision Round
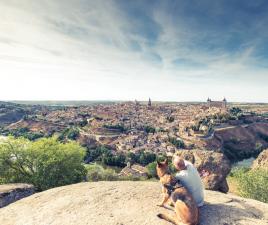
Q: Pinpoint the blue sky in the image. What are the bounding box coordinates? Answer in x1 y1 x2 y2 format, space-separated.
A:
0 0 267 102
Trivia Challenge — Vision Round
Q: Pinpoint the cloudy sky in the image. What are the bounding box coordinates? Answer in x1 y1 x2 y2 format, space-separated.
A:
0 0 268 102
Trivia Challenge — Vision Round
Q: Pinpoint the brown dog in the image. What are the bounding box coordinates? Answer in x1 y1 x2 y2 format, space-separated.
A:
156 159 199 225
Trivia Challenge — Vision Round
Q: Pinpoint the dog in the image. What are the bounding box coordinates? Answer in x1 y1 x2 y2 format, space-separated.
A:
156 159 199 225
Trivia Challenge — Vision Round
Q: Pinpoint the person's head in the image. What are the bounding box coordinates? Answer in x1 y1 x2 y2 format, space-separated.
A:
172 155 186 171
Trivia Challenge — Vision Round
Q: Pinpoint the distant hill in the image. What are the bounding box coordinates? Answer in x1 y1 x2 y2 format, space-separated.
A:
10 101 119 106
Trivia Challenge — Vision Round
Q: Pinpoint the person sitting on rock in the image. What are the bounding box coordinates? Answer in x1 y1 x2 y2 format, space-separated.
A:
172 155 204 207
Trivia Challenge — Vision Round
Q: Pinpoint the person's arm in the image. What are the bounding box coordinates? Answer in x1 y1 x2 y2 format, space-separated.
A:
175 171 184 181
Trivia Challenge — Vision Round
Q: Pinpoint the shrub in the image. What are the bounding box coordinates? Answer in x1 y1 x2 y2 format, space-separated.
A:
67 129 80 140
86 163 118 181
85 163 148 182
166 116 175 123
0 137 87 191
58 128 80 141
168 137 185 149
231 167 268 203
146 162 157 178
229 107 243 117
126 150 156 166
86 146 126 167
144 126 156 134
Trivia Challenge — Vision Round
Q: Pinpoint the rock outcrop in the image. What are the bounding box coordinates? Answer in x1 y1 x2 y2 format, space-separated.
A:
0 182 267 225
0 183 35 208
174 150 231 193
205 122 268 161
252 149 268 170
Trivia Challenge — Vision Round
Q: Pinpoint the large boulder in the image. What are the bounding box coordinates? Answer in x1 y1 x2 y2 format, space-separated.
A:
0 183 35 208
0 182 267 225
174 150 231 193
252 149 268 170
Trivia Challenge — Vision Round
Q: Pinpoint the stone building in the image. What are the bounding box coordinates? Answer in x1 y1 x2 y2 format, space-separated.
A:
207 98 227 109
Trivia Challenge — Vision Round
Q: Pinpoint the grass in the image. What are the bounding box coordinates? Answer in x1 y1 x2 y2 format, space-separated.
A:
227 167 268 203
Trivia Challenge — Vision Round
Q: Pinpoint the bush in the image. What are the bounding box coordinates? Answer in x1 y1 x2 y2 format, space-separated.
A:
58 128 80 141
86 163 118 181
231 167 268 203
0 137 87 191
144 126 156 134
85 163 148 182
86 146 126 167
126 150 156 166
168 137 185 149
166 116 175 123
146 162 157 178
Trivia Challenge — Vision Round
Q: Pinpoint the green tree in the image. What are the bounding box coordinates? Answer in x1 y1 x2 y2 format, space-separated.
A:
0 137 86 191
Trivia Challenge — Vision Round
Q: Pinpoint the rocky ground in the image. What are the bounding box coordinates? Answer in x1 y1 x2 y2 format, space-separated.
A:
0 183 35 208
252 149 268 170
0 181 267 225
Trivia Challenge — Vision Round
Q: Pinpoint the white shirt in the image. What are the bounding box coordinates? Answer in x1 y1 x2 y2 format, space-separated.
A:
175 160 204 207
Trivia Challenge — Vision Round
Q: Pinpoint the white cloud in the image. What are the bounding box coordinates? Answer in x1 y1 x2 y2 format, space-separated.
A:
0 0 267 102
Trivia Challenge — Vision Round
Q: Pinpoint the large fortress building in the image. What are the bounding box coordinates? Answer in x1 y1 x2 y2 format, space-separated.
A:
207 98 227 109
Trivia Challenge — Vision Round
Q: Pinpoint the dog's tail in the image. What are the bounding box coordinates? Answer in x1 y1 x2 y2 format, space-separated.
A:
157 213 177 225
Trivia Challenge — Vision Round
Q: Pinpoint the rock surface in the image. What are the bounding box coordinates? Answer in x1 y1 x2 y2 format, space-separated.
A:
174 150 231 193
0 183 35 208
0 181 267 225
252 149 268 170
206 122 268 161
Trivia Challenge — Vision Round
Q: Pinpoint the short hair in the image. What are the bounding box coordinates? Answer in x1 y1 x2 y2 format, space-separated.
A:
173 155 186 170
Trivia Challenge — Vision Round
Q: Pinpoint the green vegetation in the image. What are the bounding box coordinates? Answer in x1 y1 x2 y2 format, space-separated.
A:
127 150 156 166
229 167 268 203
0 137 86 191
86 146 126 167
86 163 118 181
166 116 175 123
168 137 185 149
1 127 45 141
58 127 80 141
143 125 156 134
86 147 157 168
85 163 148 182
229 107 243 119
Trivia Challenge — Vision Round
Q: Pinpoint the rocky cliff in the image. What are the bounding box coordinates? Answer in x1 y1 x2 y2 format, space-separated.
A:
252 149 268 170
205 122 268 161
0 181 267 225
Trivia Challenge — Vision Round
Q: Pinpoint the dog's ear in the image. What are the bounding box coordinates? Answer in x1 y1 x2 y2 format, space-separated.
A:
164 158 168 165
156 161 161 167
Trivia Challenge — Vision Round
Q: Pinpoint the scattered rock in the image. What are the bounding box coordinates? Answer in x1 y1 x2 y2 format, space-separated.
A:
0 182 267 225
174 149 231 193
0 183 35 208
252 149 268 170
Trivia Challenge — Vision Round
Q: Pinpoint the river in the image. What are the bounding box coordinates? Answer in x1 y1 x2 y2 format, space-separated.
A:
232 157 255 168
